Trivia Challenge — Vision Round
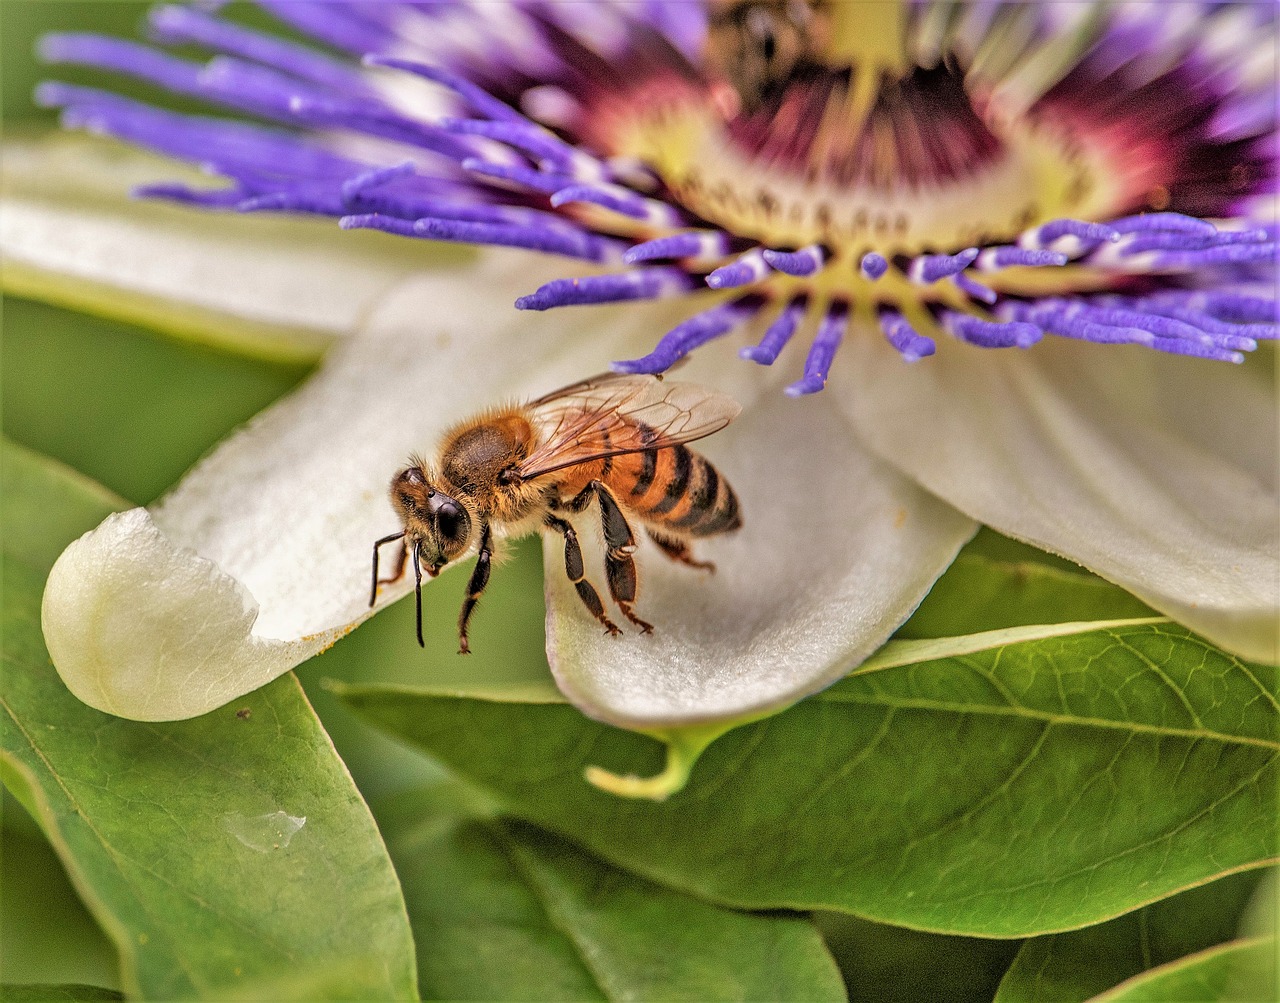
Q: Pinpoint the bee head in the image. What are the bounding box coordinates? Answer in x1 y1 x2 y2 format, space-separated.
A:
390 464 473 575
706 0 825 111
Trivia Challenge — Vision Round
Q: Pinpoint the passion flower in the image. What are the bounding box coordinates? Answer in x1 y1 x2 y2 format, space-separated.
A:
14 1 1274 746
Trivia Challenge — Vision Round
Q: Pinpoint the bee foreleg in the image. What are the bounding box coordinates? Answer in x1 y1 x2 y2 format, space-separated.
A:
593 483 653 634
370 531 408 607
544 514 621 637
456 523 493 655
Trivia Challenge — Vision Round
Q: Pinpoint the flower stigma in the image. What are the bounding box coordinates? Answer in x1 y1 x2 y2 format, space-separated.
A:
37 1 1277 395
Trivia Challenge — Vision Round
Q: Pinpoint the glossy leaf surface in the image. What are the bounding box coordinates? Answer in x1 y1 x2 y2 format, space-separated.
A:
1091 937 1276 1003
340 620 1279 936
898 552 1154 639
994 870 1265 1002
380 782 846 1001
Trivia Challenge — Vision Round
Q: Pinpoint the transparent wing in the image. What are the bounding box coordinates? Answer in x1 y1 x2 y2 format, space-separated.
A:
518 373 742 479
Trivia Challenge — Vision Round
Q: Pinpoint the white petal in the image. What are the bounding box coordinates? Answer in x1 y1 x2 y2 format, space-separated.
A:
40 251 712 720
42 509 328 720
544 385 978 729
1 135 456 360
836 337 1280 663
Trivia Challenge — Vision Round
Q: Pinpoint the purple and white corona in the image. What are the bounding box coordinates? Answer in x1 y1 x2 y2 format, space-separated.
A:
38 1 1276 395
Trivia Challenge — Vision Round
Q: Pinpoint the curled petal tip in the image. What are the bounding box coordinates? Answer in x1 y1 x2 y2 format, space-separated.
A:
41 508 333 722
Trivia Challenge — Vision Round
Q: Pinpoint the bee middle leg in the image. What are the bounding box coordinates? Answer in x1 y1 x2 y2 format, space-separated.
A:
456 523 493 655
544 514 621 637
591 483 654 634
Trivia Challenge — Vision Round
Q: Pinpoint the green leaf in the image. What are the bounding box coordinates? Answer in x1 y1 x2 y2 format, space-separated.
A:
377 782 846 1001
994 870 1265 1002
0 441 417 1000
897 551 1155 640
1090 937 1276 1003
1 792 119 992
338 620 1279 937
0 985 123 1002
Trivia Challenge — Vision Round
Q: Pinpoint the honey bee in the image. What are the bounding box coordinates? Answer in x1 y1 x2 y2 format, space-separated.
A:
705 0 829 110
370 373 743 653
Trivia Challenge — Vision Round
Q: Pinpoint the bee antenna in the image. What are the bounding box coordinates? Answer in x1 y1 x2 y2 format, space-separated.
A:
370 531 406 608
412 539 425 648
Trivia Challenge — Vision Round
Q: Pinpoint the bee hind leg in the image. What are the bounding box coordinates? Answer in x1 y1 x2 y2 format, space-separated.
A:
647 530 716 574
593 483 654 634
545 514 621 637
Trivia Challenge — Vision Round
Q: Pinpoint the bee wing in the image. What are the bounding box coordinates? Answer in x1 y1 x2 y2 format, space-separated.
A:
518 374 742 479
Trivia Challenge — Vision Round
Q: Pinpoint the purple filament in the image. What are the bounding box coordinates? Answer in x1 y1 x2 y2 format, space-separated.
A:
442 116 588 174
762 245 825 276
1028 218 1121 246
945 313 1043 349
911 247 979 283
786 303 849 396
551 182 677 224
707 249 768 289
1144 290 1277 324
1064 304 1254 346
515 267 693 310
258 0 396 56
1005 300 1250 360
976 247 1069 271
341 162 417 200
42 34 473 160
1109 212 1219 235
859 252 889 280
362 55 526 124
1117 227 1269 256
1148 243 1277 268
135 183 244 208
340 213 417 237
740 295 808 364
40 34 205 97
282 90 472 160
411 217 608 260
239 186 346 214
614 295 765 373
952 271 998 304
39 84 362 182
625 231 729 264
879 311 936 361
1107 298 1277 342
146 5 372 96
462 157 576 195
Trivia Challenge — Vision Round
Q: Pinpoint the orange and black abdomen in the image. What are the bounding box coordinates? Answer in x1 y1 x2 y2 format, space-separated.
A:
608 442 740 537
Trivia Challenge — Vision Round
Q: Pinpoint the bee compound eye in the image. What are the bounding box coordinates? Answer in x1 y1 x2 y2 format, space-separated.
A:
430 496 470 545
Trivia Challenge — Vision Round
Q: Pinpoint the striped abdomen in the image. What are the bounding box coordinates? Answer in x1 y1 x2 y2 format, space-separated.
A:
607 443 740 537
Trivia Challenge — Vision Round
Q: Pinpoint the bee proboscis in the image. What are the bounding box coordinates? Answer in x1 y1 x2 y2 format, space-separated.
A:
370 373 743 653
